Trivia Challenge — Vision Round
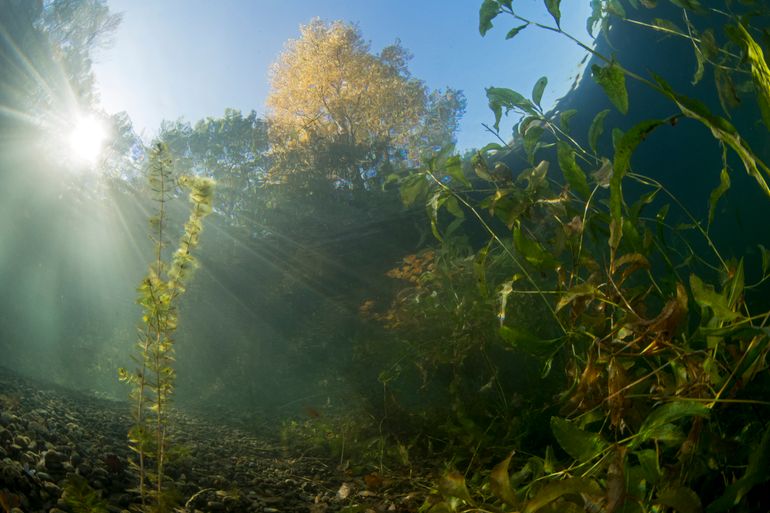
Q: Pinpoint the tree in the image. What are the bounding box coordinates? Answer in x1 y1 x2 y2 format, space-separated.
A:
0 0 120 133
159 109 269 225
266 18 464 190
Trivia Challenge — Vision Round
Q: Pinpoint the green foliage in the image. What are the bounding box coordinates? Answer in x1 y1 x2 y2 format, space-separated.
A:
119 142 214 512
393 2 770 512
61 476 109 513
592 61 629 114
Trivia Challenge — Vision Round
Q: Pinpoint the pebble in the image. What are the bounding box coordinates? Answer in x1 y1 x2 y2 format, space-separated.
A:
1 366 410 513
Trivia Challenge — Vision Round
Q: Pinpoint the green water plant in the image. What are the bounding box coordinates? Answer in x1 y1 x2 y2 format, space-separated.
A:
119 142 214 512
389 1 770 512
60 475 109 513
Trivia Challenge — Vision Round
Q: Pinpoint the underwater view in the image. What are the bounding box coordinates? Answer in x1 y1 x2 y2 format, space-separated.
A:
2 0 770 511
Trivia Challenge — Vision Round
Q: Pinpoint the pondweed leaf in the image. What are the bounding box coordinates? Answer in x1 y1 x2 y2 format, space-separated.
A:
544 0 561 27
532 76 548 107
439 471 473 504
506 23 529 40
654 74 770 197
708 165 730 225
557 141 590 198
514 222 556 268
489 452 518 506
559 109 577 130
714 66 740 115
486 87 537 130
733 23 770 131
550 417 608 462
656 486 703 513
479 0 500 36
588 109 610 153
556 283 601 312
523 478 601 513
707 424 770 512
610 119 666 250
632 401 709 448
689 274 743 322
592 61 629 114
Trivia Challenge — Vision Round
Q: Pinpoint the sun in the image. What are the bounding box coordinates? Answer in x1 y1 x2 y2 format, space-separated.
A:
68 115 108 164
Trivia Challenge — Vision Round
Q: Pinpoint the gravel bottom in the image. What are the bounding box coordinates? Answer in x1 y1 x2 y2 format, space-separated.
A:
0 367 431 513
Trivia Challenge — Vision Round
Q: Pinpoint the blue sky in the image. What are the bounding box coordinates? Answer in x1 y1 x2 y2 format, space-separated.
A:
92 0 593 151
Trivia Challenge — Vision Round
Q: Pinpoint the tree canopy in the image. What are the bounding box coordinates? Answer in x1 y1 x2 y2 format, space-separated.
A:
266 18 464 190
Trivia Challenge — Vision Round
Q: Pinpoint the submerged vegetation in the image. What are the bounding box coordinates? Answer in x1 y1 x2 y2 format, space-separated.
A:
119 143 214 511
380 1 770 512
3 0 770 512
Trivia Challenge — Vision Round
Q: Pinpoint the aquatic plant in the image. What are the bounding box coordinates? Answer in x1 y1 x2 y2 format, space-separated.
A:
119 142 214 512
387 1 770 512
60 475 109 513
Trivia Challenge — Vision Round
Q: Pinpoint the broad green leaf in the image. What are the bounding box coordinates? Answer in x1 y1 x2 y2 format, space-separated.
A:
479 0 500 36
523 123 545 163
550 417 608 462
690 274 743 322
708 165 730 225
532 76 548 107
633 401 710 447
592 62 629 114
556 283 601 312
734 23 770 131
652 18 682 33
654 74 770 198
544 0 561 27
610 119 666 250
487 87 537 130
523 478 601 513
444 155 470 187
657 487 702 513
607 0 626 17
707 424 770 512
400 173 428 206
588 109 610 153
700 29 719 60
692 41 705 85
444 196 464 218
634 449 661 484
475 243 492 297
557 141 590 198
490 452 519 506
611 127 624 150
439 471 474 504
506 23 529 40
714 67 740 115
498 325 553 355
725 259 744 311
760 244 770 276
559 109 577 130
514 222 555 268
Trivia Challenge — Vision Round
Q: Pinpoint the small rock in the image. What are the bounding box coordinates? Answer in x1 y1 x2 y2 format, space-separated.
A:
0 412 13 426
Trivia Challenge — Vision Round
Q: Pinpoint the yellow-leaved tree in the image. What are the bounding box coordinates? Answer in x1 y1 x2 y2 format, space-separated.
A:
267 18 464 190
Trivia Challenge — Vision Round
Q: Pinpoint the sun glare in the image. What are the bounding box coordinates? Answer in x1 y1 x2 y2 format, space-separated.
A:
68 115 107 164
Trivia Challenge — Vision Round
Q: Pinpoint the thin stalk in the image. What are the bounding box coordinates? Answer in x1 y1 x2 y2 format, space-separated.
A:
423 168 567 335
